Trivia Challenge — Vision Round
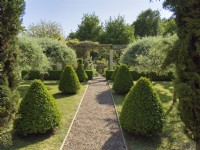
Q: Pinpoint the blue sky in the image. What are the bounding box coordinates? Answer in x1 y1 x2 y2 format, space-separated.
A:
23 0 172 36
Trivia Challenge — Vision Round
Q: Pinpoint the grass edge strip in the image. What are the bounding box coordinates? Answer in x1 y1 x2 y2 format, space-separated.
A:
107 81 128 150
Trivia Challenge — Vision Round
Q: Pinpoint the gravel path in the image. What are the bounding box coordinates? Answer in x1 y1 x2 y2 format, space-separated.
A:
61 77 126 150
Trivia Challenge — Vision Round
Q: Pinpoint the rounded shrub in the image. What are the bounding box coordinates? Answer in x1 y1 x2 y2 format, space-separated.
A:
59 65 80 94
111 65 119 81
119 77 165 136
113 64 133 94
14 80 61 135
76 58 88 82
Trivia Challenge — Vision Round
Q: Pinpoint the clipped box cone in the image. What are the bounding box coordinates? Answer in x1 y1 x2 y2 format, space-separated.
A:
113 64 133 94
59 65 80 94
119 77 165 136
14 80 61 135
76 58 88 82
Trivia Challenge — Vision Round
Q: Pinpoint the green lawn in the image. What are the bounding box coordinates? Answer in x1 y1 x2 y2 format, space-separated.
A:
2 80 87 150
111 81 195 150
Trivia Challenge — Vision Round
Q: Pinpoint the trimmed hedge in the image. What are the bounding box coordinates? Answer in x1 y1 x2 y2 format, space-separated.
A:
22 70 62 80
106 70 114 80
45 71 62 80
21 70 41 80
119 77 165 136
130 71 174 81
14 80 61 135
113 65 133 94
85 70 93 80
22 70 174 81
58 65 80 94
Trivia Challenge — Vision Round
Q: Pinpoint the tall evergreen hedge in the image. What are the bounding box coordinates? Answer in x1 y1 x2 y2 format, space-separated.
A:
163 0 200 139
119 77 165 136
0 85 19 128
14 80 61 135
113 64 133 94
59 65 80 94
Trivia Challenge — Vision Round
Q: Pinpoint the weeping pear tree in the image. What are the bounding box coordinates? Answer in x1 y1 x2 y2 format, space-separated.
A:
0 0 25 130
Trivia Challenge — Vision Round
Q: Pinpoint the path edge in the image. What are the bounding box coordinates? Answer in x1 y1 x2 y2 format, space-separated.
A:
108 81 128 150
59 84 89 150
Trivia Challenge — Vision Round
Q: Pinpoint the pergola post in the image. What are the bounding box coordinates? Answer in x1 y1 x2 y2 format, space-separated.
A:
109 49 114 70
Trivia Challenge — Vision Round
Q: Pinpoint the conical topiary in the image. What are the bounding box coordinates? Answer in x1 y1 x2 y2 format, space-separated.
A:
119 77 165 136
59 65 80 94
111 65 119 81
76 58 88 82
113 64 133 94
14 80 61 135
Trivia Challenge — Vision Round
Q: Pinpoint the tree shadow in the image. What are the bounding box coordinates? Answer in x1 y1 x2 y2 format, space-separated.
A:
96 89 113 106
165 102 176 116
158 93 172 104
11 130 54 149
102 118 126 150
0 129 54 149
53 92 75 99
102 130 126 150
123 130 162 150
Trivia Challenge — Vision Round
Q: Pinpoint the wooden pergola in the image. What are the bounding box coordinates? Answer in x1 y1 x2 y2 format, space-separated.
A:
70 42 128 70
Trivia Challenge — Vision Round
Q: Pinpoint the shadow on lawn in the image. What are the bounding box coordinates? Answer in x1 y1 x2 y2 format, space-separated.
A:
11 130 54 149
124 131 162 150
53 92 75 99
0 130 54 150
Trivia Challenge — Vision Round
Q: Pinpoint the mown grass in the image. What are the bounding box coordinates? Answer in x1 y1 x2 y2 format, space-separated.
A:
111 81 195 150
1 80 87 150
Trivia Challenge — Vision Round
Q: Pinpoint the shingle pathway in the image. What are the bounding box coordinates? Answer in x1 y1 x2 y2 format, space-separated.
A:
61 77 126 150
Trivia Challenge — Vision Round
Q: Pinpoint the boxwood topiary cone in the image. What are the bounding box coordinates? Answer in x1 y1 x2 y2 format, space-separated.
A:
119 77 165 136
59 65 80 94
113 64 133 94
76 58 88 82
14 80 61 135
111 65 119 81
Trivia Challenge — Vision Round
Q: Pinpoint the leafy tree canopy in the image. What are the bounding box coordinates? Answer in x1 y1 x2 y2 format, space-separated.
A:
100 16 135 44
27 20 65 41
68 13 103 42
38 37 77 68
17 35 51 74
135 35 177 75
133 9 161 37
162 18 177 36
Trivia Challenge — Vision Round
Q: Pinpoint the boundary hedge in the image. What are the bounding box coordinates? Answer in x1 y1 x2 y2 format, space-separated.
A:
105 70 174 81
22 70 94 80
